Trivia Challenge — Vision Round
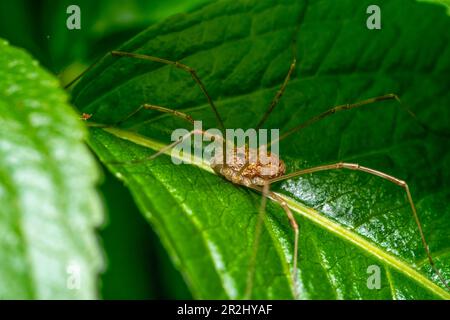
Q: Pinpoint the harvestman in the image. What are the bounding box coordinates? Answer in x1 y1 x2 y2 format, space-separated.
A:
73 49 449 298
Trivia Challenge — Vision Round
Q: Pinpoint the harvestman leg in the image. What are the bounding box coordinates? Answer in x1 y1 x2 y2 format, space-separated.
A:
268 162 450 291
255 58 297 130
255 11 302 131
245 182 300 300
115 103 195 126
69 49 227 160
272 93 418 145
102 106 212 164
67 50 225 131
269 191 300 297
245 181 270 299
237 57 297 176
84 103 195 130
104 103 230 166
110 50 225 132
110 50 229 165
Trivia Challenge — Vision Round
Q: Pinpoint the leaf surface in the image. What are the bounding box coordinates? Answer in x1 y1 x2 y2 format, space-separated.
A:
72 0 450 299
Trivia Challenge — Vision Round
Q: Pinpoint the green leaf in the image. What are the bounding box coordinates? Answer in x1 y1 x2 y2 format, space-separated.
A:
0 39 103 299
71 0 450 299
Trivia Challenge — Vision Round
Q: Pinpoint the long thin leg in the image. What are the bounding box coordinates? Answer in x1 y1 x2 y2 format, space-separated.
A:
237 58 296 176
269 190 300 299
86 103 195 128
142 104 194 124
106 128 208 165
245 181 270 299
115 104 194 126
256 3 303 130
245 182 300 300
102 105 204 165
273 93 419 144
256 58 297 130
270 162 450 291
111 50 225 132
93 101 229 166
65 49 220 126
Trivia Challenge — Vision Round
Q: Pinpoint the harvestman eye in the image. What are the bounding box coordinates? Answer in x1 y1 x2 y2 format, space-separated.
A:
68 30 450 299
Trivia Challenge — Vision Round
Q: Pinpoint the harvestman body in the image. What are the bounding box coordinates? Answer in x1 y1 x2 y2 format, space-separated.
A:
71 46 450 298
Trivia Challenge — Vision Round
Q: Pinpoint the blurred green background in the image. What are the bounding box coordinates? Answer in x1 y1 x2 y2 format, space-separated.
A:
0 0 215 299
